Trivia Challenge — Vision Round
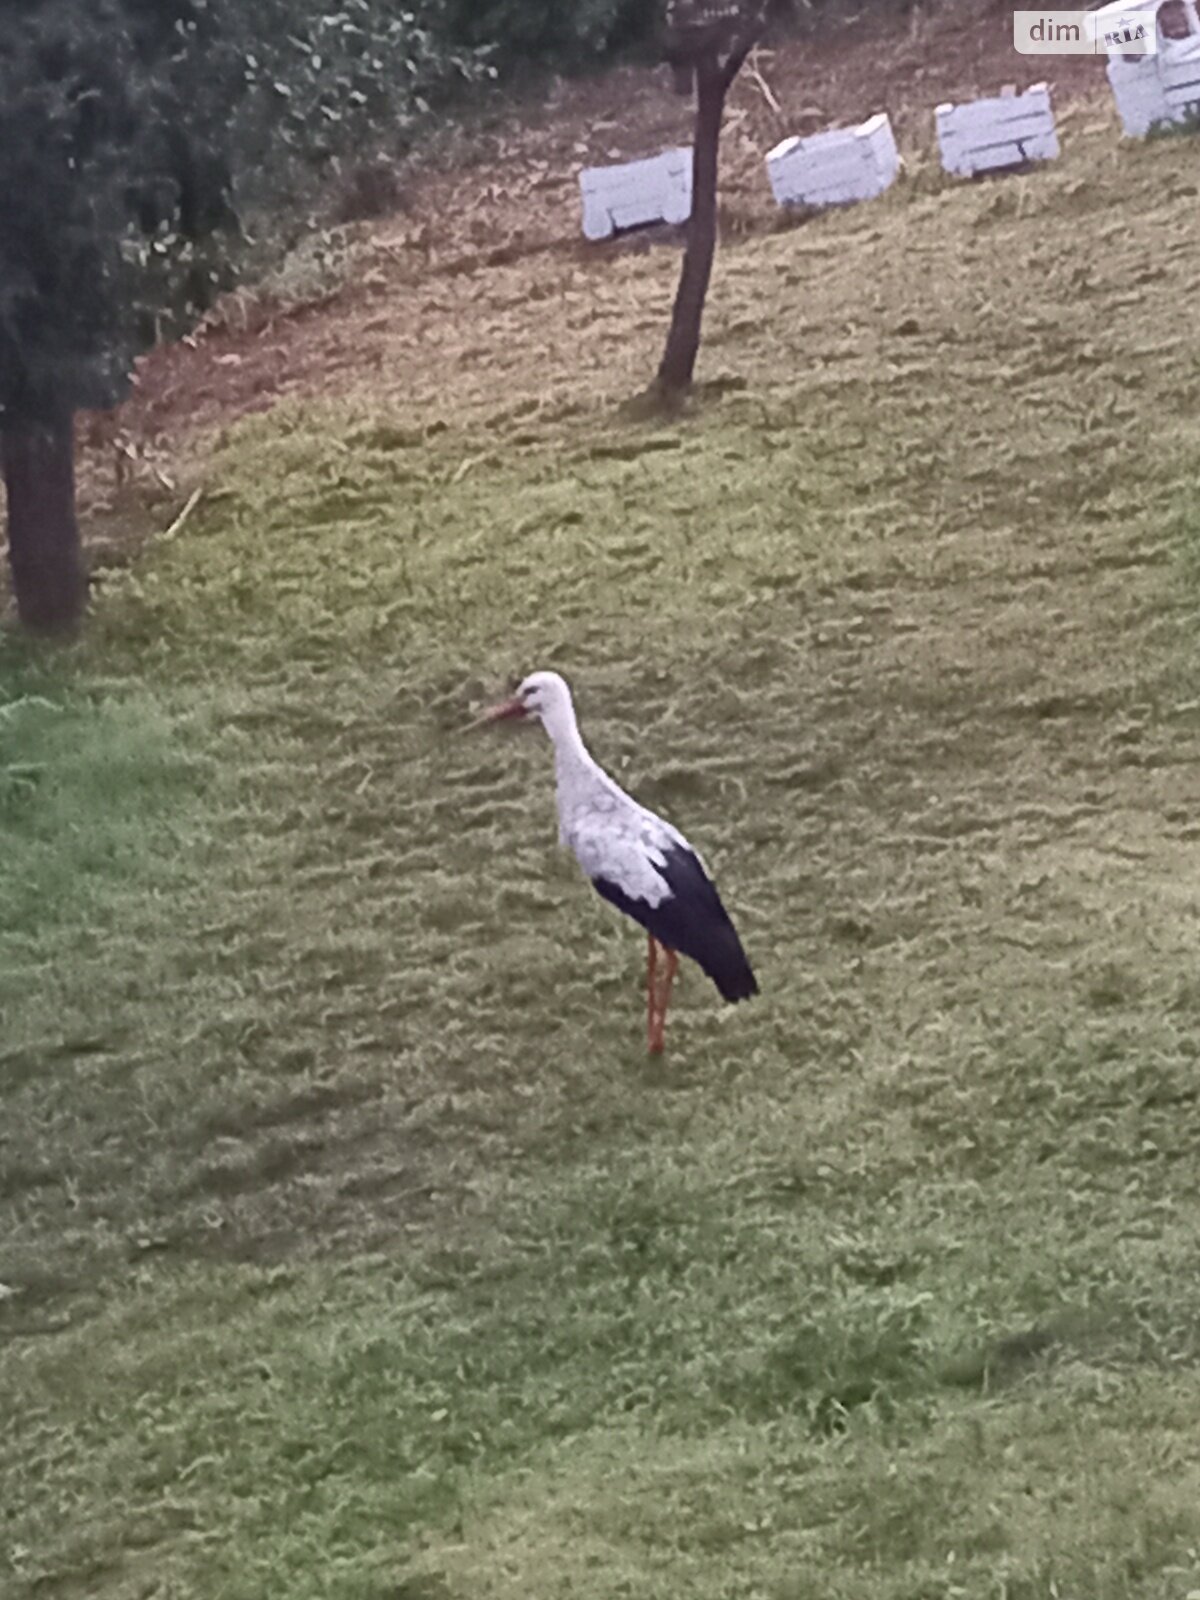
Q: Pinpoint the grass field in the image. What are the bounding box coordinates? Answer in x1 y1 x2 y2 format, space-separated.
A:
5 93 1200 1600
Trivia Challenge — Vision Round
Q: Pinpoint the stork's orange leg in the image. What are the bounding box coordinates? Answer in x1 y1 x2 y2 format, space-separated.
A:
647 938 676 1056
657 947 679 1051
647 933 659 1052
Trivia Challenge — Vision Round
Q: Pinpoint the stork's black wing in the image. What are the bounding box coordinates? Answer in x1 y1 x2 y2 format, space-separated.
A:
591 844 758 1003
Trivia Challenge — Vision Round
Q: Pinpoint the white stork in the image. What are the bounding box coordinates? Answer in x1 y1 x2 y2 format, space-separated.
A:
473 670 757 1053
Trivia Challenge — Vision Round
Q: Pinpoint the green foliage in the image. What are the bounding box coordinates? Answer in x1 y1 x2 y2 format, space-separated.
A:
444 0 657 67
232 0 485 160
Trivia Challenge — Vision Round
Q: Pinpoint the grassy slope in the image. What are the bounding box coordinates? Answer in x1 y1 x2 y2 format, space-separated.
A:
5 112 1200 1600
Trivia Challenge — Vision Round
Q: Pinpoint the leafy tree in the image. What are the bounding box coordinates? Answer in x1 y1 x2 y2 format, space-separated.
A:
0 0 479 634
0 0 261 632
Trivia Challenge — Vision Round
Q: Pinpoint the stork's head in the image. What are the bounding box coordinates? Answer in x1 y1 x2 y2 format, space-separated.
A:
473 670 574 735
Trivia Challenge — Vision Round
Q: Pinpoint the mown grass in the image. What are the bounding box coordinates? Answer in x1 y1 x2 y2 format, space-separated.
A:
5 106 1200 1600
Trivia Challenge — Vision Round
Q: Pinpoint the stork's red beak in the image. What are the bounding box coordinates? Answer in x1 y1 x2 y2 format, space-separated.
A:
482 696 527 722
465 695 527 731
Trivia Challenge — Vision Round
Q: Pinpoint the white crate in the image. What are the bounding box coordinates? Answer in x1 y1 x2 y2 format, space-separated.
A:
935 83 1060 177
1099 0 1200 137
765 113 900 209
578 148 693 241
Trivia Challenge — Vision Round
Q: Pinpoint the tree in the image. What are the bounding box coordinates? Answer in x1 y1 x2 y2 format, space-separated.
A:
1 0 481 635
651 0 771 404
1 5 125 632
0 0 239 632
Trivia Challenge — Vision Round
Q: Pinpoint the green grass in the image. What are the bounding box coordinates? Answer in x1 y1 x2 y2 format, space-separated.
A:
5 109 1200 1599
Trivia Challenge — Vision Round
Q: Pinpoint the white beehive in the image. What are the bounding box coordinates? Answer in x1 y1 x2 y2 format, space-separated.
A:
765 113 900 209
1099 0 1200 137
935 83 1060 177
578 149 693 241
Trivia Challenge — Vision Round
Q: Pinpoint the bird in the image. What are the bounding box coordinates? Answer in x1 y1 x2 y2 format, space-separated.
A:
472 670 757 1054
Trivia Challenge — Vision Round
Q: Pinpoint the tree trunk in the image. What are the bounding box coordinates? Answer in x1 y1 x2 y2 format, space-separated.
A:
2 411 86 633
655 49 727 399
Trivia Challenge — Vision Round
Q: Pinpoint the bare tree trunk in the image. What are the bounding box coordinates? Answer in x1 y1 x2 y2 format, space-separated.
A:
2 411 86 633
654 48 727 400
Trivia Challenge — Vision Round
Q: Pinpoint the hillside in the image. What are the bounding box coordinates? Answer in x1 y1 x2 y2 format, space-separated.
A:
5 10 1200 1600
75 4 1110 513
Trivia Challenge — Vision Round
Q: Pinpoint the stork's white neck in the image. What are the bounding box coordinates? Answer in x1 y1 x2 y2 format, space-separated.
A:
519 673 613 825
539 692 592 773
528 684 605 812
